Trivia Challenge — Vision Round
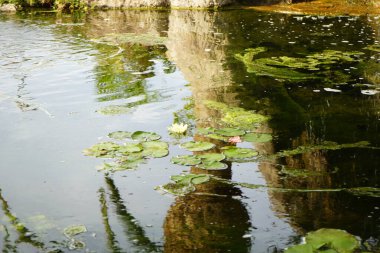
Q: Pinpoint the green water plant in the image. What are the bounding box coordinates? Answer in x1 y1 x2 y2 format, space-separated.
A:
365 44 380 53
242 133 272 143
96 105 132 115
203 100 268 130
180 141 215 152
236 47 364 82
84 131 168 172
273 141 371 158
285 228 360 253
171 153 227 170
222 146 259 161
108 131 133 140
157 174 211 196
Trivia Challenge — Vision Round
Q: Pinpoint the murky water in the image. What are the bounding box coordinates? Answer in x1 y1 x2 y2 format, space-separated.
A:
0 9 379 253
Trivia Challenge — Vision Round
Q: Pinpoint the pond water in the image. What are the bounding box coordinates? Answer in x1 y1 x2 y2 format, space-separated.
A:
0 9 379 253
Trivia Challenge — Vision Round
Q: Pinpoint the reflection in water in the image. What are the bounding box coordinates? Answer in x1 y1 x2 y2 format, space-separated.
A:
1 8 380 253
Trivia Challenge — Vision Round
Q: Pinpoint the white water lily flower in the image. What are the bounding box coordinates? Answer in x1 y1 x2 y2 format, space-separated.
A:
168 123 188 134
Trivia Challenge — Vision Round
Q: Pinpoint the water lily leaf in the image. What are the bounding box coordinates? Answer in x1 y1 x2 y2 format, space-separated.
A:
101 156 146 171
83 142 120 158
118 143 143 153
171 155 202 166
97 105 131 115
197 153 225 162
285 244 314 253
243 133 273 143
142 141 168 158
63 224 87 238
197 127 216 135
108 131 133 140
222 146 259 160
205 134 229 142
160 182 195 195
215 128 245 137
198 161 228 170
131 131 161 141
306 228 360 253
180 141 215 152
171 174 210 185
159 174 210 195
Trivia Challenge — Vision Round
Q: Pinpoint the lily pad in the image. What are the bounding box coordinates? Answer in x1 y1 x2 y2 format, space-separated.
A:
215 128 245 137
180 141 215 152
141 141 169 158
222 146 259 160
197 161 228 170
108 131 133 140
101 155 146 171
159 174 211 195
285 244 314 253
131 131 161 142
197 127 216 135
205 134 229 142
63 224 87 238
171 155 202 166
83 142 120 158
243 133 273 143
306 228 360 253
197 153 226 162
67 238 86 250
118 143 143 153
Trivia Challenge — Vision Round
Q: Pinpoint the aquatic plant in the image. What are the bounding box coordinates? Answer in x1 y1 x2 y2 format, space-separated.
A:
180 141 215 152
203 100 268 130
156 174 211 196
236 47 364 83
221 146 259 161
285 228 360 253
168 123 188 135
84 131 168 172
171 153 227 170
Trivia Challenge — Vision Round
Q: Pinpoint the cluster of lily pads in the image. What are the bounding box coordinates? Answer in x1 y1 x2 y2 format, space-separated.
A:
83 131 169 171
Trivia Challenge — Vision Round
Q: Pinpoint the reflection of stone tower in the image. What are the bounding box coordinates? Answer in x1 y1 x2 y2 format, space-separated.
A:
164 11 251 252
166 10 239 129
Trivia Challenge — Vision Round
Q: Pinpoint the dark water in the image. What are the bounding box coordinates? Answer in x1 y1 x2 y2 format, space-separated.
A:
0 9 379 253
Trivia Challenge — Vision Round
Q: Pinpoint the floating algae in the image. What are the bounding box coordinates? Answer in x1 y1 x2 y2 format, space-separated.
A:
235 47 364 82
203 100 268 130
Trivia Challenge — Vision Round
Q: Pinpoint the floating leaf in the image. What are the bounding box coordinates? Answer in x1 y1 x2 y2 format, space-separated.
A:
142 141 168 158
171 155 202 166
159 174 211 195
131 131 161 142
197 127 216 135
205 134 229 142
118 143 143 153
108 131 132 140
285 244 314 253
63 225 87 238
197 153 226 162
197 161 228 170
222 146 259 160
215 128 245 137
243 133 273 143
83 142 120 158
180 141 215 152
306 228 360 253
